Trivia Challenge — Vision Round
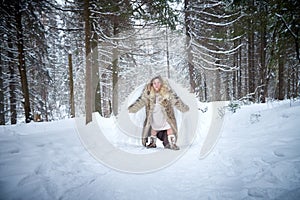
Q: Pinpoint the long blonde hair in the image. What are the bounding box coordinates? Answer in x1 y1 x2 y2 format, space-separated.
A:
147 75 170 98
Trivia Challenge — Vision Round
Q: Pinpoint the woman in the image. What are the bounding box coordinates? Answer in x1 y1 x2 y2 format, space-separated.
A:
128 76 189 150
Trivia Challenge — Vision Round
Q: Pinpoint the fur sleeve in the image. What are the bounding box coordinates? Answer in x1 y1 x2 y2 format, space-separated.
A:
128 85 148 113
170 90 189 113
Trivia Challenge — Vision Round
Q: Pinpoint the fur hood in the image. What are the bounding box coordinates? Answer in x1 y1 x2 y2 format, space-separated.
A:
128 77 189 147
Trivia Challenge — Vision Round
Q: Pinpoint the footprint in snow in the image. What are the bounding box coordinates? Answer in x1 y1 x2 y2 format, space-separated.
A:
248 188 268 198
9 148 20 154
36 143 46 147
273 150 285 157
273 148 297 158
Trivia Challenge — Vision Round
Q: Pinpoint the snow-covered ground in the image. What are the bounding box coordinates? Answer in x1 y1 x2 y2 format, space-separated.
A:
1 100 300 200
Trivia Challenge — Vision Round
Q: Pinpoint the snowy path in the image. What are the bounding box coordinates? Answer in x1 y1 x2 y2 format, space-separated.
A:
0 100 300 200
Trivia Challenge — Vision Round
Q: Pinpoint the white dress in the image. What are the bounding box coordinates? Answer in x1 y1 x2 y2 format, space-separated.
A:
150 94 171 131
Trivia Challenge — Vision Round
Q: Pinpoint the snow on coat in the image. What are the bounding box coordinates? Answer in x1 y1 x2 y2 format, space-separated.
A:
128 78 189 147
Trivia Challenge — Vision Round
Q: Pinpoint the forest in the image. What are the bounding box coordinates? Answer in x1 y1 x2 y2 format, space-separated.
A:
0 0 299 124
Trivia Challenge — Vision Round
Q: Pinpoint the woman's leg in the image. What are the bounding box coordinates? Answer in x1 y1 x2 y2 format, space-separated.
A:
151 129 157 136
166 128 179 150
147 129 157 148
166 128 172 135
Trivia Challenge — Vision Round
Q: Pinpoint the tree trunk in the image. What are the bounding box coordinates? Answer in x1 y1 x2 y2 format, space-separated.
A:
277 60 285 100
112 46 118 116
84 0 92 124
225 72 230 101
203 73 208 102
277 37 285 100
184 0 196 93
246 0 256 102
296 66 299 98
232 39 238 100
259 4 267 103
238 38 242 99
68 53 75 118
15 5 31 123
287 65 291 99
95 82 102 115
112 20 119 116
42 85 49 122
9 61 17 124
7 29 17 125
233 22 241 100
91 32 101 114
165 27 170 79
232 70 236 100
0 54 5 125
101 72 109 117
214 68 221 101
291 67 297 98
247 25 255 102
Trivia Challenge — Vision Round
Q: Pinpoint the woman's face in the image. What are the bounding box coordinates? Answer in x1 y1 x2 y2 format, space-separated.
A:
152 78 162 92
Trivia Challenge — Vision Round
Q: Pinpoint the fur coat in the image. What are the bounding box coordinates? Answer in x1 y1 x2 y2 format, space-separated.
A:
128 79 189 147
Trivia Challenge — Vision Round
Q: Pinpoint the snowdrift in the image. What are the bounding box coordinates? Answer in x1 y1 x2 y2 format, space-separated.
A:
0 100 300 199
